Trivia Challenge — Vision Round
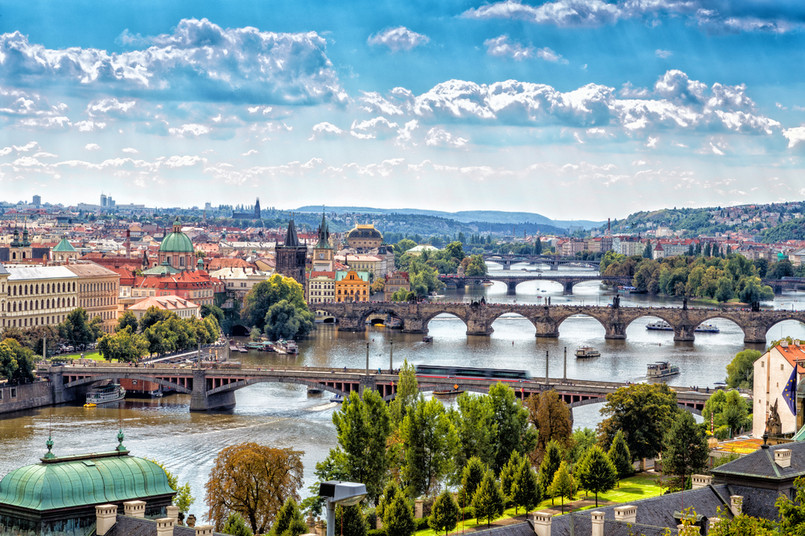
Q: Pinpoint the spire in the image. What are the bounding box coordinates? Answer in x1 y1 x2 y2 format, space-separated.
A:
315 210 331 249
116 428 127 453
172 217 181 234
284 215 300 247
43 434 55 460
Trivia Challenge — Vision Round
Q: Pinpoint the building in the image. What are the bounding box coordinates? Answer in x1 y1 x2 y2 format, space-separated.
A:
32 195 41 207
209 267 270 299
0 265 78 331
345 223 383 251
65 263 120 333
51 237 79 264
335 270 370 302
156 220 197 273
337 254 385 281
275 218 307 286
384 271 410 301
0 432 176 536
308 271 336 304
752 340 805 438
312 213 334 272
130 272 223 307
128 295 201 321
1 226 50 263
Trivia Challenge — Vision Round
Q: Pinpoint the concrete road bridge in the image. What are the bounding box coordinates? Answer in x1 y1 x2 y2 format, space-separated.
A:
438 274 631 295
482 254 599 271
312 302 805 343
38 363 713 413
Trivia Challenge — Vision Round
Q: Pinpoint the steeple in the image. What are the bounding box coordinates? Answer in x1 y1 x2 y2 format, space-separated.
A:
284 216 300 247
315 210 331 249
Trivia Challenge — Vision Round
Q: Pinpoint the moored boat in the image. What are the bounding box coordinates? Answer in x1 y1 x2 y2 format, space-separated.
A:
575 346 600 358
646 321 721 333
86 383 126 405
647 361 680 379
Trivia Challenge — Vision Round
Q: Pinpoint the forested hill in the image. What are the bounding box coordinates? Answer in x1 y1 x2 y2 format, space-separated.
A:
607 201 805 241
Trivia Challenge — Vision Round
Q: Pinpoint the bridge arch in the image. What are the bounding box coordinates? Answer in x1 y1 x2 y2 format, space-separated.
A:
65 374 192 394
206 377 350 398
553 311 608 337
764 317 805 342
487 311 537 334
423 311 470 331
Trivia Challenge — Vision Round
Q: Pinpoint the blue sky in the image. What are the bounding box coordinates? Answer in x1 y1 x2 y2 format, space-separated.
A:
1 0 805 220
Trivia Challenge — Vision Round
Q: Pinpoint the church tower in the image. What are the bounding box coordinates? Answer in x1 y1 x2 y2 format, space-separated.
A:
312 212 333 272
275 217 307 286
254 198 261 219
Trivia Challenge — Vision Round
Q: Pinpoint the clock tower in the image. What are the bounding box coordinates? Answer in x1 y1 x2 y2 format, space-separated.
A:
312 212 333 272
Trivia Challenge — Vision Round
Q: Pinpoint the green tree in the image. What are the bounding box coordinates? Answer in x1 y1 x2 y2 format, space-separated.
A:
222 513 254 536
567 428 598 465
389 360 419 428
662 412 709 491
139 306 175 332
703 389 752 438
464 254 487 276
390 289 417 302
547 462 575 514
270 498 307 536
116 310 139 333
499 450 523 503
97 326 150 362
335 504 367 536
201 303 226 327
394 239 417 254
538 440 562 503
383 494 414 536
768 259 795 279
148 458 195 516
243 274 307 329
472 470 505 527
642 242 653 259
59 308 103 348
488 383 535 473
598 383 679 463
428 490 459 536
457 456 487 509
576 446 618 507
607 430 633 479
401 397 457 497
726 349 761 389
264 299 315 340
376 481 403 523
452 392 496 471
0 338 36 383
511 459 540 514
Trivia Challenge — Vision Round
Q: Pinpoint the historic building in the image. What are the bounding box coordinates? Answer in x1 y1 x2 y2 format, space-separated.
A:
345 223 383 251
130 272 223 307
308 271 336 304
335 270 370 302
312 213 334 272
65 263 120 333
154 219 197 273
51 237 79 264
1 226 50 263
384 271 410 301
208 267 270 299
752 340 805 438
128 295 201 321
0 265 78 331
275 218 307 286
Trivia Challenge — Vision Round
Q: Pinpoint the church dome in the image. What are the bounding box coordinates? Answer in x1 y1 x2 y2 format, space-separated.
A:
159 220 194 253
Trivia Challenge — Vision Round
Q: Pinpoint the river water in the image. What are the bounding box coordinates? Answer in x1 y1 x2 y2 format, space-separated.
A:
2 262 805 519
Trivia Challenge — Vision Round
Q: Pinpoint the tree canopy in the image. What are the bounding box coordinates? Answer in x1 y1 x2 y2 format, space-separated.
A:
242 274 308 329
726 349 761 389
662 412 709 491
576 446 618 507
703 389 752 439
0 337 36 383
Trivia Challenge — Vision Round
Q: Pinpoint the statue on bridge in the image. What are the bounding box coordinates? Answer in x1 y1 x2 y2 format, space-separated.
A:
612 295 620 309
766 399 782 438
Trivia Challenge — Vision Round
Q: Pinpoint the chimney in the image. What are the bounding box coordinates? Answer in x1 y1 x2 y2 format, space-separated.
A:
691 474 713 489
156 517 175 536
195 527 215 536
730 495 743 516
123 500 146 518
533 511 552 536
776 449 792 468
95 504 118 536
614 505 637 524
166 505 179 522
709 518 722 531
591 511 605 536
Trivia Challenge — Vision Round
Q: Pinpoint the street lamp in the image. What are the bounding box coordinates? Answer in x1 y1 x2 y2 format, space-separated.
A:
319 481 368 536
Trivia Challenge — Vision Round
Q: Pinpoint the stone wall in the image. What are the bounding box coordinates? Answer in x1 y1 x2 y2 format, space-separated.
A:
0 381 53 414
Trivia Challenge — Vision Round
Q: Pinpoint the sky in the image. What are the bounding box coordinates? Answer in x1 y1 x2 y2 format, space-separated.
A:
1 1 805 220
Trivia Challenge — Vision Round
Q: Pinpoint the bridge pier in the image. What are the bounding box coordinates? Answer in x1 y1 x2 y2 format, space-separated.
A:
743 324 768 345
534 319 560 338
506 282 517 295
359 376 377 394
604 322 627 340
190 369 236 411
673 325 696 342
550 260 559 271
336 316 365 332
563 281 573 295
466 318 493 336
401 319 427 334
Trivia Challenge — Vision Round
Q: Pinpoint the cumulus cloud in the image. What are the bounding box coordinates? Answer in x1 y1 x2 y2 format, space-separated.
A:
485 36 537 61
0 19 347 105
350 117 399 140
425 127 469 148
84 143 100 151
655 49 673 58
122 147 138 154
168 123 211 137
461 0 805 33
367 26 429 52
783 127 805 149
309 122 345 140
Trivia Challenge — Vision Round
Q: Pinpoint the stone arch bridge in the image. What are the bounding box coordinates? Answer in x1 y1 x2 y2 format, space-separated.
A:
39 364 711 413
438 274 631 295
312 302 805 343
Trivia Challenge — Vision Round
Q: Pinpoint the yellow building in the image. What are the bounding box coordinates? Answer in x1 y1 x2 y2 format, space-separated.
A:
0 265 79 331
335 270 370 302
345 223 383 251
66 263 120 333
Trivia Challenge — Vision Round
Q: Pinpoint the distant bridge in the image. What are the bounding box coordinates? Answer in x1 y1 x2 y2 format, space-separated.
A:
482 254 599 271
438 274 631 295
39 363 712 413
312 302 805 343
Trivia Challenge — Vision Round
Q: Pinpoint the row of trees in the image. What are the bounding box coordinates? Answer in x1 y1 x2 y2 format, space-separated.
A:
600 252 775 303
242 275 315 340
393 240 487 299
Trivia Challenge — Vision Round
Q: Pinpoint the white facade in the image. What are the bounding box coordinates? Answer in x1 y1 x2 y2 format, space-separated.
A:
752 342 805 438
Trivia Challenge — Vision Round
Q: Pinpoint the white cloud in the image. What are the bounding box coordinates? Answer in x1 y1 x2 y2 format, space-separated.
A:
485 35 537 61
350 117 399 140
84 143 101 151
74 120 107 132
241 149 258 157
367 27 429 52
655 49 673 58
309 122 345 140
87 98 137 117
783 127 805 149
0 19 347 105
168 123 211 137
122 147 139 154
425 127 469 148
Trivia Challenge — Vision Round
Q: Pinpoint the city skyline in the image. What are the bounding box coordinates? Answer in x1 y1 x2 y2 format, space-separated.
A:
1 1 805 219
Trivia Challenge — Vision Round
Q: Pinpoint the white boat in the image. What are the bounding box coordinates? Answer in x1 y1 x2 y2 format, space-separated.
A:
647 361 680 379
86 383 126 405
575 346 600 358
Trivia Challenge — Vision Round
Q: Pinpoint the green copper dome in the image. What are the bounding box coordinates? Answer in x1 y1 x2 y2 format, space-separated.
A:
52 238 76 252
0 451 174 512
159 220 194 253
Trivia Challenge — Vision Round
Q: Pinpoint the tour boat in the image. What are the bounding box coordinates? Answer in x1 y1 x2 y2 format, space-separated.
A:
330 394 344 403
434 386 464 398
307 386 323 396
85 383 126 405
647 361 680 379
575 346 600 358
422 335 433 343
646 321 720 334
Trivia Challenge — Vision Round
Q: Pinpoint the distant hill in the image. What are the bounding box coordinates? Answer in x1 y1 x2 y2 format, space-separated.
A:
294 206 601 231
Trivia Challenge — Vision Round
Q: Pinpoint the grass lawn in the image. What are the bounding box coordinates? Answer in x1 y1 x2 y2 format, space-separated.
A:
577 473 665 507
52 351 104 361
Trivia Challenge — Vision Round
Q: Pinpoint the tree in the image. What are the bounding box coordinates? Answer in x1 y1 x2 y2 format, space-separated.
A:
205 443 303 534
383 493 415 536
389 360 419 428
511 459 540 514
329 390 391 504
598 383 679 463
0 338 36 383
472 470 504 527
335 504 367 536
148 458 195 516
547 461 575 514
242 274 307 329
401 397 457 497
270 498 308 536
376 481 403 524
607 430 633 479
59 308 103 348
568 428 598 465
452 392 496 471
726 349 761 389
201 303 225 327
116 310 139 333
138 306 175 332
487 383 535 473
429 490 459 536
576 446 618 507
457 456 487 509
662 412 709 491
776 476 805 535
525 391 572 454
263 299 315 340
703 389 752 439
222 513 254 536
499 450 522 503
538 440 562 503
97 326 150 362
642 242 653 259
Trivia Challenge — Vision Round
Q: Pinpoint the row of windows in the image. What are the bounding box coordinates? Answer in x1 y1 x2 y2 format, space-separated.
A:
9 281 76 296
81 297 116 307
80 282 117 292
3 315 66 328
4 296 76 312
337 289 367 295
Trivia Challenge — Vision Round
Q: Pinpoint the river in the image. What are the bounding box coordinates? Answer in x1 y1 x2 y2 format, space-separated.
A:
2 262 805 520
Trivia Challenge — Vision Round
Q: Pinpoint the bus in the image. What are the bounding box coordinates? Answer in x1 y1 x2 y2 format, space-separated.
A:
415 364 531 381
